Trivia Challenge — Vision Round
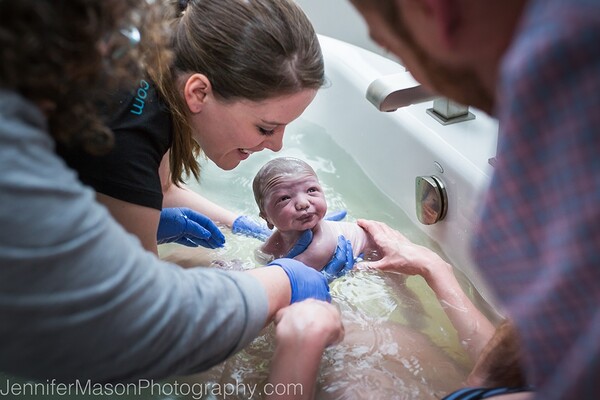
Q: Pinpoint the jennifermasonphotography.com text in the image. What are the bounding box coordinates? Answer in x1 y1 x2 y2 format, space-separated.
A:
0 378 304 399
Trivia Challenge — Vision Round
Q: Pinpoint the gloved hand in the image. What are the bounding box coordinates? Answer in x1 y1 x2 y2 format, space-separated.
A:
324 209 347 221
231 215 272 241
284 230 314 258
285 234 354 283
267 258 331 303
232 210 347 242
280 210 349 259
157 207 225 249
321 236 355 283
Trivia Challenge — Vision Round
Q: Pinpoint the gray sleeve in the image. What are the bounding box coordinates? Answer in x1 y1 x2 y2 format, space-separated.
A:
0 92 269 382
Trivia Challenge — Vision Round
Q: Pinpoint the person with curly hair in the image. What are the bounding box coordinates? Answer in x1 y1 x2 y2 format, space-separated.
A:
0 0 342 383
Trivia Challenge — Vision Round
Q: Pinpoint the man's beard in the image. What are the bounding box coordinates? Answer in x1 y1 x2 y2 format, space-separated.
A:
396 23 495 114
419 53 495 114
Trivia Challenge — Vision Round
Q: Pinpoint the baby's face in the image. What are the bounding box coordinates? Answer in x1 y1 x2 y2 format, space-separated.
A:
262 173 327 232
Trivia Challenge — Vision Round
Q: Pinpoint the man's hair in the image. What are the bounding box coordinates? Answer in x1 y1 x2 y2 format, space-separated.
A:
0 0 169 155
469 319 528 387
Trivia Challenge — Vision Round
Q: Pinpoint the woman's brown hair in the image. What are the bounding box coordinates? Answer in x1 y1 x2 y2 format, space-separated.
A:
153 0 325 185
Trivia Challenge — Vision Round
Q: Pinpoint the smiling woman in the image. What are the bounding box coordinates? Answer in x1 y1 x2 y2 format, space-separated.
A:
187 89 317 171
57 0 326 254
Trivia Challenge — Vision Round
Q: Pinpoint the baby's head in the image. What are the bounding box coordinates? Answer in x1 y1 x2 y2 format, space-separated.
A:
253 157 327 231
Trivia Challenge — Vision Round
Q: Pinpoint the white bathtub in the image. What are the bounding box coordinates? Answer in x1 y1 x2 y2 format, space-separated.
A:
160 34 504 398
307 35 500 307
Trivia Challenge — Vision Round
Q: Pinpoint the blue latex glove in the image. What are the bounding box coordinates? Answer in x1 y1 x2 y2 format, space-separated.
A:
231 215 272 241
321 236 355 283
286 233 354 283
281 210 349 257
157 207 225 249
267 258 331 303
324 209 347 221
284 230 314 258
232 210 347 242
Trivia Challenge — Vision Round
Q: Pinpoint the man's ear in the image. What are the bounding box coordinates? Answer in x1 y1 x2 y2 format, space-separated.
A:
183 73 212 114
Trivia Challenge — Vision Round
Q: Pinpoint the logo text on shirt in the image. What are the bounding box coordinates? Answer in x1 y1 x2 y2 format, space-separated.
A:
130 79 150 115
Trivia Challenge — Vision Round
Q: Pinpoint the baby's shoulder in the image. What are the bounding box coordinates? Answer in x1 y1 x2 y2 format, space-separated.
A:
322 220 361 237
260 231 285 258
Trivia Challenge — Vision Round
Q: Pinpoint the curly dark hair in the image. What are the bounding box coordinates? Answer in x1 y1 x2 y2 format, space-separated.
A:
0 0 170 155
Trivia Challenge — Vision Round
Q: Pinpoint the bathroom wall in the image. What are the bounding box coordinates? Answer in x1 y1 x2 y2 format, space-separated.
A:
294 0 400 62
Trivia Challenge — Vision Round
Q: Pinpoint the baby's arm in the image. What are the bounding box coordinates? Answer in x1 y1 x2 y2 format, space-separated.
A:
322 220 371 259
258 224 355 275
357 219 496 362
256 231 322 268
293 245 335 272
293 223 339 271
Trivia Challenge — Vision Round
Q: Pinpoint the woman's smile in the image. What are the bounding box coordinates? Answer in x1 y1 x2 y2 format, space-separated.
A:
192 89 317 170
238 148 255 159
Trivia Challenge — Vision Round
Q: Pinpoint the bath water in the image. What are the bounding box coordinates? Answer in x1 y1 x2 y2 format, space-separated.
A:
161 118 487 399
0 119 487 399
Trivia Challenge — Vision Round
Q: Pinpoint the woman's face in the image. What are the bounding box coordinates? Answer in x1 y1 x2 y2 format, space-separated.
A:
191 89 317 170
261 173 327 233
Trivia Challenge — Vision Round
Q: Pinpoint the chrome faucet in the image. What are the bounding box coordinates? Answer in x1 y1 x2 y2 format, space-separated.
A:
366 72 475 125
366 72 436 111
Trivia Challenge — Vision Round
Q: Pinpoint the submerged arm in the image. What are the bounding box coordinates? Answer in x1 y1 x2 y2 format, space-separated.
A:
422 257 496 362
357 219 495 362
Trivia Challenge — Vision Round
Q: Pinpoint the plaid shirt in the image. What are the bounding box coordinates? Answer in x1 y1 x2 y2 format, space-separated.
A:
472 0 600 398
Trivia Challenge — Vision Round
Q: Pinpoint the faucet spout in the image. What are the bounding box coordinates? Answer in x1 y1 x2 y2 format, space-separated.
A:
366 72 437 112
366 72 476 125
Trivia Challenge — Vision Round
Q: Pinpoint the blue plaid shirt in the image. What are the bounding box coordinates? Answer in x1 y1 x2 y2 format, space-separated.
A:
472 0 600 398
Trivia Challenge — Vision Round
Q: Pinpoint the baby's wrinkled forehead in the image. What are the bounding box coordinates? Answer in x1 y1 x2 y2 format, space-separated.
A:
253 157 319 206
263 172 319 194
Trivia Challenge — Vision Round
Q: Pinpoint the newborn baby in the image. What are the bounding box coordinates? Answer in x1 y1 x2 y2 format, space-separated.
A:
252 157 374 270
